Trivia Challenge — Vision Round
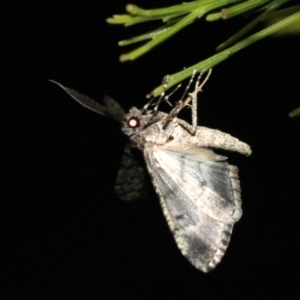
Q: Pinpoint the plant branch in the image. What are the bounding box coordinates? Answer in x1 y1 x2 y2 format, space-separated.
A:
148 10 300 97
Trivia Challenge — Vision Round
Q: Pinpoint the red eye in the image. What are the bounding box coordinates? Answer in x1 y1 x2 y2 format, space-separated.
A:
128 116 140 128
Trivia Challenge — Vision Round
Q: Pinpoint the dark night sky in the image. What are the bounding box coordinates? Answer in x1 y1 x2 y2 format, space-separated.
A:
3 1 300 299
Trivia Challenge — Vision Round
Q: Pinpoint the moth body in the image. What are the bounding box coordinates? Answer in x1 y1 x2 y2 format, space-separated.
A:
50 74 251 272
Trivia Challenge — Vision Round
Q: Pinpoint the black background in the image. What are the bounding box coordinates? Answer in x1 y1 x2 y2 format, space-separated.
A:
3 1 300 299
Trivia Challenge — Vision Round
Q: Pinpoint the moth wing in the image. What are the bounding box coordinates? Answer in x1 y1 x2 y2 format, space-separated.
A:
143 146 240 272
115 144 152 201
154 146 242 224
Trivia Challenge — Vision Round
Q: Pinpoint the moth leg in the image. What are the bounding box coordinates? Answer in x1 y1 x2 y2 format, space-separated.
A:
163 70 197 129
168 72 203 135
186 71 202 135
149 80 182 110
187 69 213 134
165 70 212 135
153 75 170 112
144 75 170 126
163 83 182 107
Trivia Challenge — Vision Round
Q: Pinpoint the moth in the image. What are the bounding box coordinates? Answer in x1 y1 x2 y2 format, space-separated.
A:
50 71 251 272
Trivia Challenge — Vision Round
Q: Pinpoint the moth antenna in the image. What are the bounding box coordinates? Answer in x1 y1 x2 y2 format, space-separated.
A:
49 80 125 121
49 80 108 115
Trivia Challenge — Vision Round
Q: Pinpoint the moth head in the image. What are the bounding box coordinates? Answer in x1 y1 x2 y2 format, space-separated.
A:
122 107 145 132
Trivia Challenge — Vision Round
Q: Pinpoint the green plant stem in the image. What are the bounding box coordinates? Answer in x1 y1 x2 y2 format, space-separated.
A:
206 0 272 21
264 5 300 20
119 9 200 61
125 0 212 17
216 1 286 51
118 26 172 46
149 10 300 97
289 107 300 117
120 1 239 61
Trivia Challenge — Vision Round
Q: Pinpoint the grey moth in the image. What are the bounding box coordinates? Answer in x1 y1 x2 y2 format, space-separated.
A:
50 71 251 272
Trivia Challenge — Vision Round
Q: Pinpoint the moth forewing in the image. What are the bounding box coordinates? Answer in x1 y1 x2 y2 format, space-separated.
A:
143 147 235 272
153 146 243 224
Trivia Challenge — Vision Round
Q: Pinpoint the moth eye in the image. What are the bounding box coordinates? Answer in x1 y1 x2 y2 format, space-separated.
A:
128 116 140 128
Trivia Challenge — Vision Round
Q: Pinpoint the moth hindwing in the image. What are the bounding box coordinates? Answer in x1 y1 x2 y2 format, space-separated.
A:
50 73 251 272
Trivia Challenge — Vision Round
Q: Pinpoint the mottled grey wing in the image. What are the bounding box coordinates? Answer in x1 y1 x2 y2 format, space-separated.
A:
153 147 242 224
143 147 240 272
115 144 152 201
